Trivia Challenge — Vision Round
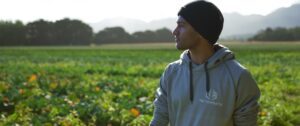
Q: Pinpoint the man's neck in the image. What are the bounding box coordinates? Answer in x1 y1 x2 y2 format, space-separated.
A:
189 44 215 64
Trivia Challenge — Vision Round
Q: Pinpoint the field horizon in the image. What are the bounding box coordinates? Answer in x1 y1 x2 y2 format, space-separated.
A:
1 41 300 50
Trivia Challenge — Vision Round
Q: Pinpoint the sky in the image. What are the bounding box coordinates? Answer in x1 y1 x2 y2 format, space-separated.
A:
1 0 300 23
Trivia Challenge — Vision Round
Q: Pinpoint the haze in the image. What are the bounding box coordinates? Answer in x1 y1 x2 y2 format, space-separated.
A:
1 0 299 23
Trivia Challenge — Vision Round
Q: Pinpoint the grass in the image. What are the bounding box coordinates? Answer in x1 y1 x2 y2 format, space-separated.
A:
0 42 299 125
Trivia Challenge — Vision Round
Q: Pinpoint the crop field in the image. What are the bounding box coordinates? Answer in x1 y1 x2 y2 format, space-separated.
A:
0 42 299 126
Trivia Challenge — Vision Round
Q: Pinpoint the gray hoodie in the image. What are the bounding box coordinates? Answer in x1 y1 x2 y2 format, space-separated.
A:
150 45 260 126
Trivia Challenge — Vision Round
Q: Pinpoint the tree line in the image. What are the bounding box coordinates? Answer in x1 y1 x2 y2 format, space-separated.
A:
249 27 300 41
0 19 173 46
1 18 300 46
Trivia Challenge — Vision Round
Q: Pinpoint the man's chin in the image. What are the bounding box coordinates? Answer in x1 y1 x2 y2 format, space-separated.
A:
176 44 186 50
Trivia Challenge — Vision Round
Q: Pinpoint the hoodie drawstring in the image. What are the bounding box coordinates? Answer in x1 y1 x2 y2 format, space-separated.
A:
189 62 194 103
189 61 210 103
204 61 210 93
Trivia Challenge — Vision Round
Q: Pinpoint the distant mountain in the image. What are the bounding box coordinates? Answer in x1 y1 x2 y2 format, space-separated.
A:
222 13 264 38
261 4 300 28
89 3 300 39
222 3 300 38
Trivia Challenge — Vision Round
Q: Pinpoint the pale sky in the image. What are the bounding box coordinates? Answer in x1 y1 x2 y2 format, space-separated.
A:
1 0 300 23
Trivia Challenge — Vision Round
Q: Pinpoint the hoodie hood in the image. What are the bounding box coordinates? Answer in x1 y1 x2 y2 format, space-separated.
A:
180 44 235 68
179 44 235 103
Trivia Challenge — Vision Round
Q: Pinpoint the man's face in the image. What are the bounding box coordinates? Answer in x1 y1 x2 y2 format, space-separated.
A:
172 16 201 50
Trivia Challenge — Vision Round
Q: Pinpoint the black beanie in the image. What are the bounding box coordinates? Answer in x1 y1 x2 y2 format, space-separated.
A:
178 0 224 44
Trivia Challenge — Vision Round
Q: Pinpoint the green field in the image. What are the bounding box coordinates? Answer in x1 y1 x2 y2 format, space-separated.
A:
0 42 299 126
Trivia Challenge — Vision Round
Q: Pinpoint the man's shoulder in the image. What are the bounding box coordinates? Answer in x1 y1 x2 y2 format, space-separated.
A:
169 59 183 66
164 59 183 74
224 59 247 73
223 59 249 83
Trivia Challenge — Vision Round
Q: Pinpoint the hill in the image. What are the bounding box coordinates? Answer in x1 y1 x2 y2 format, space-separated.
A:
89 3 300 39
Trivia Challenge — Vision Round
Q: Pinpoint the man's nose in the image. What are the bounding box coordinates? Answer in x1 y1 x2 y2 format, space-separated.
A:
172 27 178 36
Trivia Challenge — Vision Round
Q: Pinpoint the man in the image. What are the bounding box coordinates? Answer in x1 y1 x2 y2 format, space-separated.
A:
150 0 260 126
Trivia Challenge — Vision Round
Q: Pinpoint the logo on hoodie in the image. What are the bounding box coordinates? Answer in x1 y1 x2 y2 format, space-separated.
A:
199 89 223 107
206 89 218 101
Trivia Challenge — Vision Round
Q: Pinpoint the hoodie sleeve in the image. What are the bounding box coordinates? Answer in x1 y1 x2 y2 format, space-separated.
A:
234 70 260 126
150 67 170 126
